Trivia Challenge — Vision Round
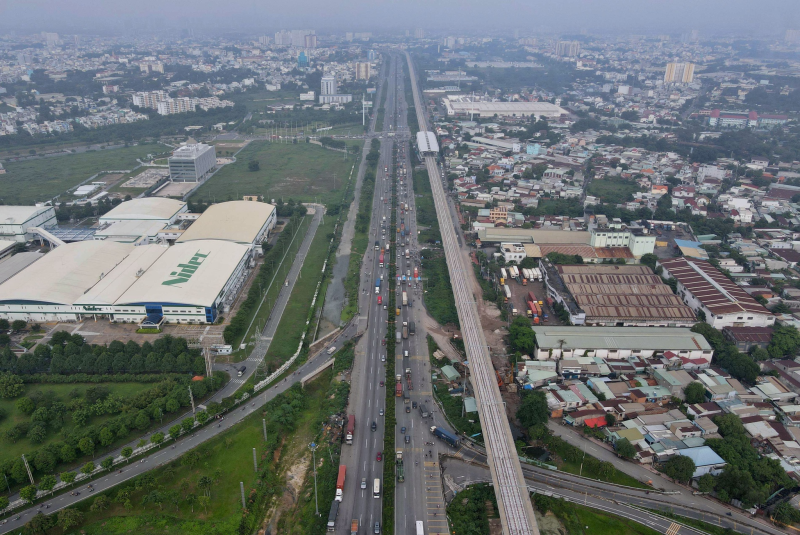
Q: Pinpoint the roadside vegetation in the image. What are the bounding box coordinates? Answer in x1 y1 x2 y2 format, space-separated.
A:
532 493 661 535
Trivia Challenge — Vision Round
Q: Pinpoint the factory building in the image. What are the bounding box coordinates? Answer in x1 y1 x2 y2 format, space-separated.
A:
99 198 187 226
657 257 775 329
0 239 252 325
541 262 698 327
176 200 276 248
0 206 57 242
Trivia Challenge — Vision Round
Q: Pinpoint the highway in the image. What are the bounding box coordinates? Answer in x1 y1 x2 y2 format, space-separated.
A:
404 52 541 535
389 54 456 535
336 56 395 535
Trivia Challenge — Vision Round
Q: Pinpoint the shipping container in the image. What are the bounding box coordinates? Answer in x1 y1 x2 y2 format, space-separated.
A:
335 465 346 501
503 285 511 301
327 500 340 532
500 268 508 280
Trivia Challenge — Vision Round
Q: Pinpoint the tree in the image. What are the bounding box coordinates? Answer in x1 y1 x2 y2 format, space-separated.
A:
151 432 165 447
0 495 8 511
20 484 38 504
0 373 24 398
169 424 182 440
640 253 658 272
197 495 210 514
181 417 195 434
516 390 549 430
121 446 133 463
24 512 56 534
15 397 35 414
90 495 111 512
197 475 213 497
99 427 115 447
605 413 616 427
80 462 95 476
60 471 76 486
38 474 57 493
683 382 706 404
57 508 83 532
248 160 260 172
196 411 209 425
615 438 636 459
663 455 695 483
508 316 536 354
101 457 114 472
768 325 800 359
78 437 95 458
697 473 716 493
11 320 26 332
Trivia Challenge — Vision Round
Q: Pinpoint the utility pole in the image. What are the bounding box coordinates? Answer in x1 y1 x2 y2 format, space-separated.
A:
309 442 319 516
262 419 267 441
188 386 196 414
240 481 246 508
253 448 258 472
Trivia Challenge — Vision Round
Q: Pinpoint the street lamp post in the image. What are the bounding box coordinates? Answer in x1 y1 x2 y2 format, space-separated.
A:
309 442 319 516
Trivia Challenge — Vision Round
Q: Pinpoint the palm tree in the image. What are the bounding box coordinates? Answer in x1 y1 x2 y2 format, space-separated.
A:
557 338 567 375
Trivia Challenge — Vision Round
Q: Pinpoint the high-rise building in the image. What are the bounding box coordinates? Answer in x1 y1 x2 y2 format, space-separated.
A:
321 74 337 96
368 49 376 61
414 28 425 39
259 35 270 46
274 30 291 45
555 40 580 57
664 62 695 84
157 98 195 116
42 32 59 47
132 90 169 109
355 62 371 80
298 51 309 69
169 144 217 183
304 34 317 48
444 36 456 49
345 32 354 41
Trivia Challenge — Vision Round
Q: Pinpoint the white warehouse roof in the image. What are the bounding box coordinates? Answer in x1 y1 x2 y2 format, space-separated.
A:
0 206 54 224
177 201 275 245
100 198 186 223
115 240 250 308
417 131 439 154
75 245 167 306
0 241 135 306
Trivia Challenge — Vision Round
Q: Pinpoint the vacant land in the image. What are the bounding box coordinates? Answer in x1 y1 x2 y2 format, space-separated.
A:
0 382 155 467
534 493 662 535
587 177 643 205
0 144 164 204
191 142 361 206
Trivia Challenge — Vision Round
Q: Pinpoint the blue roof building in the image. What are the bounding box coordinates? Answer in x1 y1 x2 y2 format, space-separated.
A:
677 446 726 478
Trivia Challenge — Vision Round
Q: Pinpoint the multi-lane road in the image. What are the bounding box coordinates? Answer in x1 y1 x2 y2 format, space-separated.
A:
404 52 541 535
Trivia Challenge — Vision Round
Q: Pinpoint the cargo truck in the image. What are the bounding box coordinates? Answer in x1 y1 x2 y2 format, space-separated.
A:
405 248 410 259
327 500 340 531
402 325 408 339
500 268 508 280
405 368 412 390
395 381 402 397
402 291 408 306
430 426 460 447
379 253 384 268
335 465 346 501
419 404 430 418
503 285 511 302
345 415 355 445
375 278 381 294
509 266 519 279
351 519 359 535
396 450 405 483
409 321 415 335
414 267 419 279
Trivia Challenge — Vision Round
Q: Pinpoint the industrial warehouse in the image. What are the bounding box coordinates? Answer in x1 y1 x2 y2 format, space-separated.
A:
0 198 276 325
541 262 698 327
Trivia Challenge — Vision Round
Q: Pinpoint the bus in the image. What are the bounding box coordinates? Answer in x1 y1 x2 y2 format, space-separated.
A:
373 478 381 498
416 521 424 535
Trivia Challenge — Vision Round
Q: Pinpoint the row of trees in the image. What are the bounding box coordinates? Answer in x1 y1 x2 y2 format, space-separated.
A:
0 334 207 376
222 208 307 345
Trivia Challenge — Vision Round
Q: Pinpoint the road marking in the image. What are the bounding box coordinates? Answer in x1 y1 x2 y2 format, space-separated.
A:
665 523 680 535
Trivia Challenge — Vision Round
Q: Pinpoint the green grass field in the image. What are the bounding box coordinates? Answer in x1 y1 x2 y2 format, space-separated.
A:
587 177 643 205
559 459 649 489
0 144 164 204
0 383 156 467
539 494 662 535
191 141 361 207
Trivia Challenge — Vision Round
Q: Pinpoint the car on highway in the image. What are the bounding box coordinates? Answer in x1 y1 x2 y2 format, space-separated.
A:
379 408 384 416
400 427 406 434
374 521 381 534
412 401 417 409
405 406 411 413
377 296 382 305
381 355 386 362
381 339 386 346
404 435 410 444
380 380 384 387
361 477 367 489
376 452 382 462
371 421 377 431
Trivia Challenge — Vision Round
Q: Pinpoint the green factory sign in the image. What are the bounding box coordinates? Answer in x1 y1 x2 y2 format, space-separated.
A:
162 250 210 286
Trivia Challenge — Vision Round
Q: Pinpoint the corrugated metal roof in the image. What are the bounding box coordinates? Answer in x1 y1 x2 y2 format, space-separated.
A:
533 326 712 351
177 201 275 245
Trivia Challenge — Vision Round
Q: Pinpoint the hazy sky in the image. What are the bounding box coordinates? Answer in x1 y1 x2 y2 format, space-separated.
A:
2 0 799 36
